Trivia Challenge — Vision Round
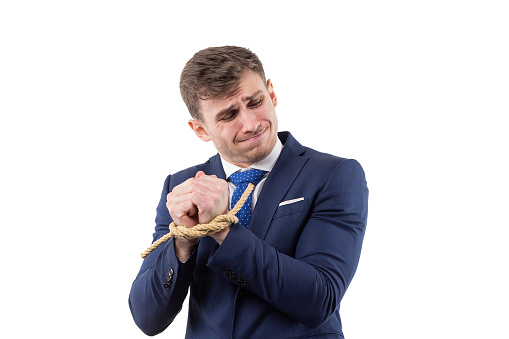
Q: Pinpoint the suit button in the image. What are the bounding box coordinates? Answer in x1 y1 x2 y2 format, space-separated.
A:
167 268 174 280
224 268 232 277
164 267 173 289
241 280 249 287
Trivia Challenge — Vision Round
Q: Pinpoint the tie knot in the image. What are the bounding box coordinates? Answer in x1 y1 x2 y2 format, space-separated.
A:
229 169 267 186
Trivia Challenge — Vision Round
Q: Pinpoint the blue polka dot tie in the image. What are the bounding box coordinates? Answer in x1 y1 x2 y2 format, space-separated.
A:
229 169 267 228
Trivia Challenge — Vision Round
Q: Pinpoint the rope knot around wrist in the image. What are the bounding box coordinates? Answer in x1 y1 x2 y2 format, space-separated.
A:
141 183 254 259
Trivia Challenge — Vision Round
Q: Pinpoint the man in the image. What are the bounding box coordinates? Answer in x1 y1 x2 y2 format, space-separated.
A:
129 46 368 338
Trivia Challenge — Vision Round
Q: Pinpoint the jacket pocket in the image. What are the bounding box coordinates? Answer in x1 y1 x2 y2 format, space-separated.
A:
273 197 309 219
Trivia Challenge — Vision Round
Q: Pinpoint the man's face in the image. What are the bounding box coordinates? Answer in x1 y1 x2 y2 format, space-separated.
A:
189 70 279 168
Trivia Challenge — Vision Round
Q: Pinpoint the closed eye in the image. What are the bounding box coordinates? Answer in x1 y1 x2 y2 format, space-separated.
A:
220 110 238 121
248 98 263 108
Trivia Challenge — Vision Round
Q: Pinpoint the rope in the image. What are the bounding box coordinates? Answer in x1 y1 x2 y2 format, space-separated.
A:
141 182 255 259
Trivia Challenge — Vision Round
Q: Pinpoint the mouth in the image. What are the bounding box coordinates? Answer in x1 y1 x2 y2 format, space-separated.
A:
237 127 267 143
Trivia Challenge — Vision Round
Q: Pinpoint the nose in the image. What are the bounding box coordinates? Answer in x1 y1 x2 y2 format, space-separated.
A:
238 108 259 133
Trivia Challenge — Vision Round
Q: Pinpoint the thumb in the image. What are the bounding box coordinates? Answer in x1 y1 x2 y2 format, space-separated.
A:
195 170 205 178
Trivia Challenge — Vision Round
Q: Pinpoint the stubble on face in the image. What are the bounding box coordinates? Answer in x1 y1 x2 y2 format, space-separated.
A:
217 119 278 166
195 70 279 168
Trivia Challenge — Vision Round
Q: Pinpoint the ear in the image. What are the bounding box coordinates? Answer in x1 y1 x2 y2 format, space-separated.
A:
267 79 277 108
188 119 211 142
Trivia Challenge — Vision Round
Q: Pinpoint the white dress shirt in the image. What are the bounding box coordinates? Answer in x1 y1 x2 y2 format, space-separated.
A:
220 138 283 212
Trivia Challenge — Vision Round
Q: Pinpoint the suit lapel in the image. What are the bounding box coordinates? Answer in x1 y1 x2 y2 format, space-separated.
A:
250 132 309 239
195 134 308 240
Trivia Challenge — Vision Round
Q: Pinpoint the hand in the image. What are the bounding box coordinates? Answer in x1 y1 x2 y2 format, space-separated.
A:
166 177 199 229
166 171 230 257
191 171 230 244
166 176 201 262
190 171 229 224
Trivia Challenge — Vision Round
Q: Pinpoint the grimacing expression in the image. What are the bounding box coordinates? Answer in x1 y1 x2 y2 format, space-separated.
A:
189 70 278 168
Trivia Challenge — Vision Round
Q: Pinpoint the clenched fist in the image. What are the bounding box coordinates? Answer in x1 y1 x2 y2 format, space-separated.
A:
166 171 230 259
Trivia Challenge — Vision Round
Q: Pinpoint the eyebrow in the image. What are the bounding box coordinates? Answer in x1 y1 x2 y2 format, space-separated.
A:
215 90 264 120
244 90 263 102
215 104 238 121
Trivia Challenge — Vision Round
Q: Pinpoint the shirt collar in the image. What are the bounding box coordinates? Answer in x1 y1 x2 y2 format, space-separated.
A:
221 138 283 179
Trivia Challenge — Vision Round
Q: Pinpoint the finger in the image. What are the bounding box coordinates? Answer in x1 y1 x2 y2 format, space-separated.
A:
191 186 228 219
193 174 226 187
193 177 228 196
167 192 193 205
167 178 196 202
167 193 197 219
175 200 198 218
194 172 219 181
167 198 198 220
193 174 223 188
190 191 211 210
172 201 199 228
172 177 196 194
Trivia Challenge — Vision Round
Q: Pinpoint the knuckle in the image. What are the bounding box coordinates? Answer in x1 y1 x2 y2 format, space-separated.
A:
191 191 199 202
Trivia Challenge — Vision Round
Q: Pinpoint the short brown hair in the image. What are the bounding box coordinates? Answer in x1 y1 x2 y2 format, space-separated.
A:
180 46 266 120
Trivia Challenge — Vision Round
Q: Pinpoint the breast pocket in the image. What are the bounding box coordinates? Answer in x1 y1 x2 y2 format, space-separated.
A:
266 198 310 256
273 197 310 219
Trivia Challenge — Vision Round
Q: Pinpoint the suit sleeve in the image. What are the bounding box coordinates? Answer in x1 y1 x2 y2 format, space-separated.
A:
206 159 368 328
128 174 197 336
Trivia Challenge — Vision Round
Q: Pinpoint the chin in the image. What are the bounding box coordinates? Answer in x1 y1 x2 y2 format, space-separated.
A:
245 150 271 164
243 134 277 163
219 128 278 166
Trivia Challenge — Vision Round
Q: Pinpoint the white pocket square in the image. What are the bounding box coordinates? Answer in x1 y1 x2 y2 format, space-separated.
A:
279 197 305 206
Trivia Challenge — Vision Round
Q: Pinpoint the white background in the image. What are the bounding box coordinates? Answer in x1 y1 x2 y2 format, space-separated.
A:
1 1 508 338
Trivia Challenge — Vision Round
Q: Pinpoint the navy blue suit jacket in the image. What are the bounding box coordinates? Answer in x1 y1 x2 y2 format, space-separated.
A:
129 132 368 338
